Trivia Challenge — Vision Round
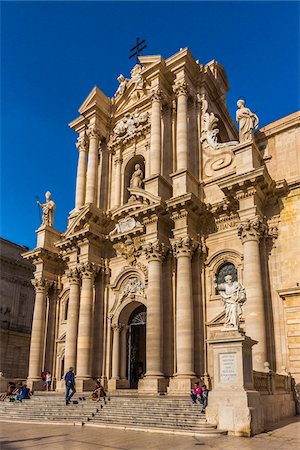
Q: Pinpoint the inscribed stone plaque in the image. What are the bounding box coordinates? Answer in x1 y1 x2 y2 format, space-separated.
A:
220 353 237 383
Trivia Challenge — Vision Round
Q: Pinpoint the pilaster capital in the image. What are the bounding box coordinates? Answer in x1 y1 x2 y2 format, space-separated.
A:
87 125 101 141
238 217 266 243
31 277 51 293
78 262 99 280
76 135 88 153
114 156 123 166
66 268 80 285
171 236 198 258
112 323 123 333
151 87 162 103
144 241 166 262
173 80 189 97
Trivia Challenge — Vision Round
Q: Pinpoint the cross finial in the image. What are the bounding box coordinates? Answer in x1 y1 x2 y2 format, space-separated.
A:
129 37 147 65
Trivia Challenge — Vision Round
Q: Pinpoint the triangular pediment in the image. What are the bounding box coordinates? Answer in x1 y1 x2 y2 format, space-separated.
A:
79 86 111 115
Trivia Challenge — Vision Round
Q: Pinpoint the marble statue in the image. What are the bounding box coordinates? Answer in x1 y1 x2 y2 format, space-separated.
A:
236 99 259 142
37 191 56 227
130 64 144 90
115 74 128 97
215 274 246 328
130 164 143 188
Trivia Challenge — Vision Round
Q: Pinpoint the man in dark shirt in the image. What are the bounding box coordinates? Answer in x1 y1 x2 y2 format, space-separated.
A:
64 367 76 405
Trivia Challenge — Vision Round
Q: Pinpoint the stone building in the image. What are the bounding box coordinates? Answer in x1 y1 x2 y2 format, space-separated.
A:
23 48 300 400
0 238 35 379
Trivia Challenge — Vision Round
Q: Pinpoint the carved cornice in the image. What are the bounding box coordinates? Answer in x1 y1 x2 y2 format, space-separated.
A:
66 268 80 285
144 241 167 262
237 217 267 243
31 277 51 293
171 236 198 258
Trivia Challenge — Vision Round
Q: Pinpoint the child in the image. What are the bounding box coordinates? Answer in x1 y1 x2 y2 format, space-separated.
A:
200 384 209 413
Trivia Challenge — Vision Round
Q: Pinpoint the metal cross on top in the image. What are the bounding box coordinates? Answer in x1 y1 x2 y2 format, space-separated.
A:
129 37 147 65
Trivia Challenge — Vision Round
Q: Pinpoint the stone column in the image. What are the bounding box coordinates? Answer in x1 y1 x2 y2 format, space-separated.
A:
174 81 188 170
120 326 127 380
76 263 97 381
75 134 88 209
238 217 267 371
64 268 81 371
150 88 162 175
111 324 122 379
28 278 50 384
113 155 123 208
169 237 196 393
85 126 100 204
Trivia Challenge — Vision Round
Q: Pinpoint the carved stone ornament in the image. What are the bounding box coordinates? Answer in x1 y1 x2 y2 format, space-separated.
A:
76 134 88 152
236 99 259 143
113 237 143 265
144 241 166 261
120 276 145 301
173 80 188 96
66 268 80 284
87 125 100 140
215 274 246 328
171 236 198 258
238 217 266 243
130 64 144 90
109 217 142 237
31 277 51 293
78 262 99 279
200 99 238 150
151 87 162 102
114 74 128 97
113 109 149 138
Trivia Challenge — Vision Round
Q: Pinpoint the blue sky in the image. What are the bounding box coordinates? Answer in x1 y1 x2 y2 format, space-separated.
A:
1 1 299 249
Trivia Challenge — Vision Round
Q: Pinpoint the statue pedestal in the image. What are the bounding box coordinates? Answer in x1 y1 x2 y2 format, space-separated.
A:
36 225 60 252
206 329 264 436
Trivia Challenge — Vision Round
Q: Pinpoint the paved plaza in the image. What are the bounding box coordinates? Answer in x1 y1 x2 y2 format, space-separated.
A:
0 418 299 450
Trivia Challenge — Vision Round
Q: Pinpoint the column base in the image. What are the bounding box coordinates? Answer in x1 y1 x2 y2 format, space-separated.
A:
75 378 95 392
27 378 45 391
167 375 197 394
108 378 129 391
138 376 169 394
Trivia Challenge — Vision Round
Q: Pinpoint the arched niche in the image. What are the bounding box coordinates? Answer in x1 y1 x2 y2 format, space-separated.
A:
123 155 145 204
59 288 70 324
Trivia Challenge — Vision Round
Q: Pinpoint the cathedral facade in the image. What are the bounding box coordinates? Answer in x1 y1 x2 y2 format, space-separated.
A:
24 48 300 395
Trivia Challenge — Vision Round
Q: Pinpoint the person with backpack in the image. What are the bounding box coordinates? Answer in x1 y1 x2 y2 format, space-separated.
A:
64 367 76 405
200 384 209 413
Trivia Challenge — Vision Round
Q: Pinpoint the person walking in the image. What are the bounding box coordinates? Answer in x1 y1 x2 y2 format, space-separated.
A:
64 367 76 405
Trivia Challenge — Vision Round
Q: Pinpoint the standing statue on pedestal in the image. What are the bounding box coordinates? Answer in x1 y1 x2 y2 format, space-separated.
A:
130 164 143 188
37 191 56 227
215 274 246 328
236 99 259 142
114 74 128 97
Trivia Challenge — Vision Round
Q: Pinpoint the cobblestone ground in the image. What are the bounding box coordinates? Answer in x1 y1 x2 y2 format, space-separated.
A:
0 418 299 450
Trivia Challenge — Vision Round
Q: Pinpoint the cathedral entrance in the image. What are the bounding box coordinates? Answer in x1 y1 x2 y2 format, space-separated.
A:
127 305 146 388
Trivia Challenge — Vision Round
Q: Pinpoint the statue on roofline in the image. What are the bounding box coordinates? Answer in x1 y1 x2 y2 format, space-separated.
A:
37 191 56 227
236 99 259 143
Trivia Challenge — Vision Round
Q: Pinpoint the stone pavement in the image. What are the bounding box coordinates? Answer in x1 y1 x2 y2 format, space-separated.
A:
0 418 299 450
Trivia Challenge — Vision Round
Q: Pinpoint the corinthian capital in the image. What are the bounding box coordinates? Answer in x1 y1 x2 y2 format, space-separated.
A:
76 134 88 152
151 87 162 102
78 262 99 279
238 217 266 243
144 241 166 262
87 125 101 140
31 277 51 293
173 80 188 97
66 268 80 284
171 236 197 258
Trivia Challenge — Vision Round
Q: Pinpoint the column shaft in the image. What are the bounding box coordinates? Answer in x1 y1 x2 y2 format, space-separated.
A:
28 281 48 379
176 91 188 170
243 237 267 369
85 127 99 204
65 274 80 371
77 271 94 378
176 254 194 376
111 326 121 379
75 146 87 209
150 94 161 175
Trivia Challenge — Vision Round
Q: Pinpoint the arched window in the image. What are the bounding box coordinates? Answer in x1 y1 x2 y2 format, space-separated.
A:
64 299 69 321
215 263 237 294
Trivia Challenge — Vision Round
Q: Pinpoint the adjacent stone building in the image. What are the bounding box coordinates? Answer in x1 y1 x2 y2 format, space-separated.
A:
0 238 35 379
23 48 300 405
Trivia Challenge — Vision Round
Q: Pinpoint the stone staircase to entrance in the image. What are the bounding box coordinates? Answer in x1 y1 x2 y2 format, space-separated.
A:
0 393 226 436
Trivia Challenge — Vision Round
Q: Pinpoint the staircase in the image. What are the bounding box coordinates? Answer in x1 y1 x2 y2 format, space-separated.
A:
0 394 226 436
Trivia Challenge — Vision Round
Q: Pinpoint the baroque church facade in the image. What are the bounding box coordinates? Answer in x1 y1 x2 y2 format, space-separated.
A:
24 48 300 395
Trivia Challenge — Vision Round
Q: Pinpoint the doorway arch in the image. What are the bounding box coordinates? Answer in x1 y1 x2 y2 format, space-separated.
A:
127 304 146 388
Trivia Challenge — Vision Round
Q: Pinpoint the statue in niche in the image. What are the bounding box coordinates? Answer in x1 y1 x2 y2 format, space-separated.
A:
115 74 128 97
130 164 143 188
236 99 259 143
37 191 56 227
215 274 246 328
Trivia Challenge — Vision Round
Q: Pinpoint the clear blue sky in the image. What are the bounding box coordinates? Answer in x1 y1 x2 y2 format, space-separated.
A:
1 1 299 249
